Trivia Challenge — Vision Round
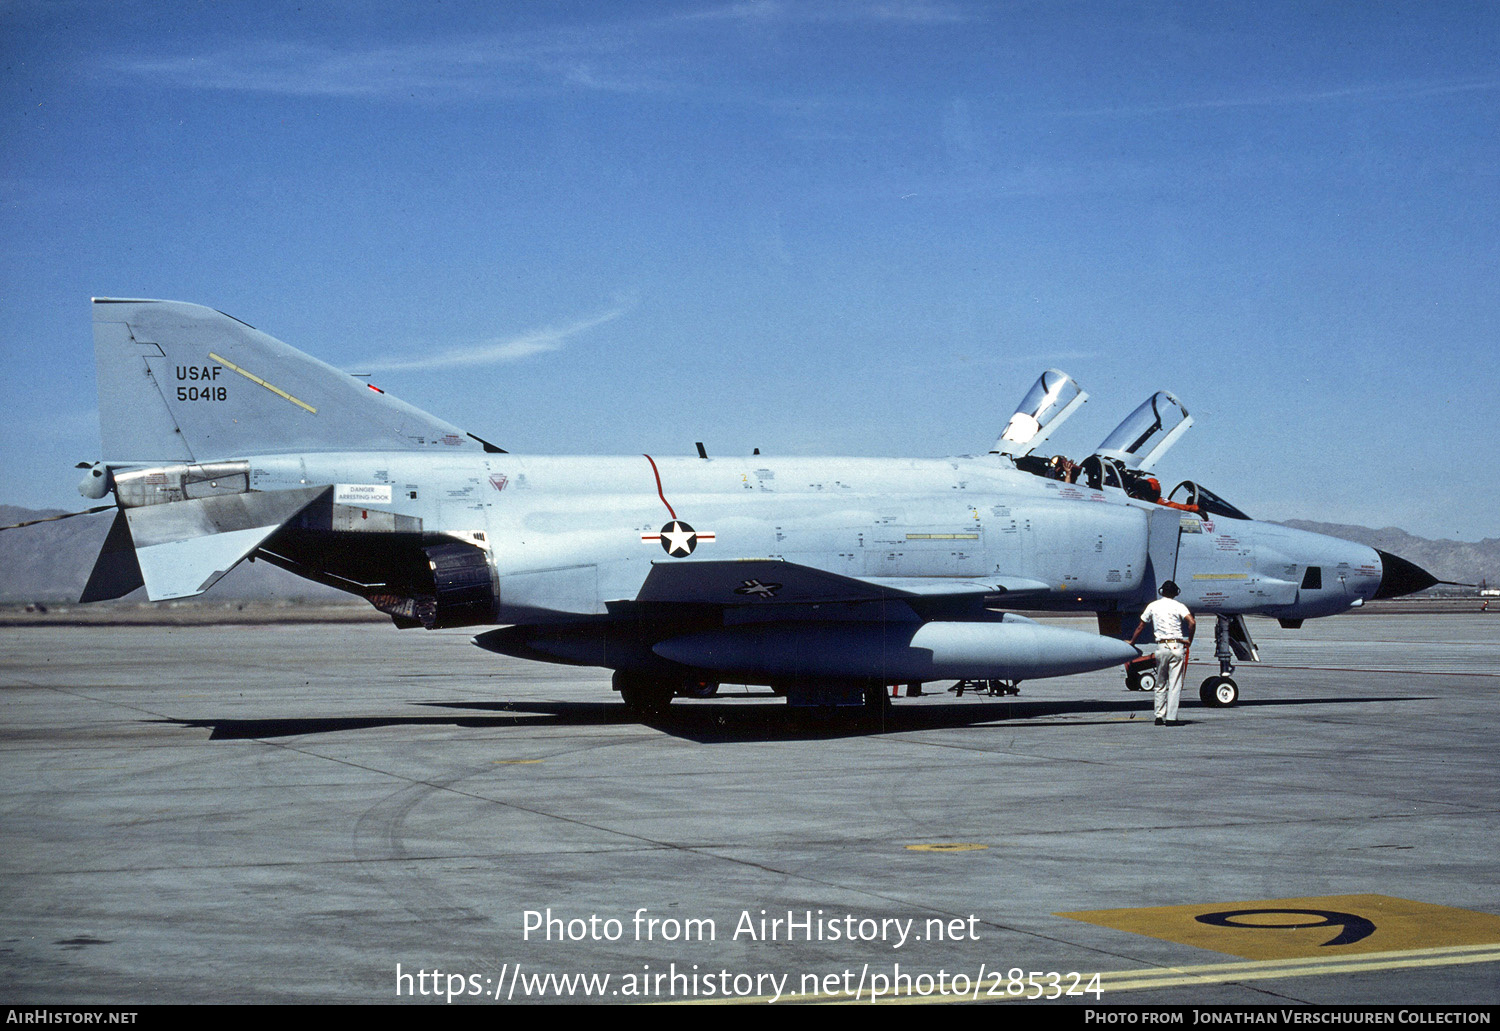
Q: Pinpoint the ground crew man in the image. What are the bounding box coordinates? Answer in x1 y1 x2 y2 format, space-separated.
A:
1128 581 1196 726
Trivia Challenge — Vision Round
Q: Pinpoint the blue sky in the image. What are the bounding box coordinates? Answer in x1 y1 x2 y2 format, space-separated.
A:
3 1 1496 540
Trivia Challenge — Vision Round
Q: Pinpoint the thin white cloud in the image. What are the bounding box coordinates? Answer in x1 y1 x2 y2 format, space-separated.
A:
364 308 627 373
107 3 974 99
854 1 974 24
678 0 973 25
1050 77 1500 119
112 28 670 98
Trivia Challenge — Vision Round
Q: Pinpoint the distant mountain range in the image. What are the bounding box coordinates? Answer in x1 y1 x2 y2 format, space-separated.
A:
2 504 1494 603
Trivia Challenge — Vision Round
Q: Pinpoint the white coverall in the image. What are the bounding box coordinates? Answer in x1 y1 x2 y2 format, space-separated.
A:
1140 597 1192 721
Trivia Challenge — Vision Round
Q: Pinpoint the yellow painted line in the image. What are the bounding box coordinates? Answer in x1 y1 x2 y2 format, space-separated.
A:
1098 943 1500 993
679 943 1500 1005
1192 572 1248 580
492 759 543 765
905 843 987 852
209 351 317 414
1058 894 1500 958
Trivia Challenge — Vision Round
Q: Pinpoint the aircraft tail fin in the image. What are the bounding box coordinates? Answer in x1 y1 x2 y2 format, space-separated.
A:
92 298 497 463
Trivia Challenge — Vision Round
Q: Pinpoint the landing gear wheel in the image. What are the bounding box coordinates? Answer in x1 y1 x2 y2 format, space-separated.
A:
858 684 892 728
614 672 674 716
1199 675 1239 707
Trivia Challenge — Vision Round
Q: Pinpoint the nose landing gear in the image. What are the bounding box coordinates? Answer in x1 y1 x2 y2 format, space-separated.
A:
1199 614 1246 707
1199 674 1239 706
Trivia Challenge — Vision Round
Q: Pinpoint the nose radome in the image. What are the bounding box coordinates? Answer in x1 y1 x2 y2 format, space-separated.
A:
1374 550 1439 599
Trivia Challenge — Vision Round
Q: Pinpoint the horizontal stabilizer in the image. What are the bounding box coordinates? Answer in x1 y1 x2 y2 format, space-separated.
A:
123 486 327 601
79 510 145 602
135 527 280 601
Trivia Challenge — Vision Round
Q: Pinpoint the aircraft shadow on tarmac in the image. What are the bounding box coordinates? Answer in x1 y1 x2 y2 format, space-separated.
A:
155 693 1422 744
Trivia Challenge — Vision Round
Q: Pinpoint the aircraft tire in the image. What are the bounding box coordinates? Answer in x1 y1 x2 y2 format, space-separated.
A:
858 684 892 729
614 672 674 715
1199 676 1239 707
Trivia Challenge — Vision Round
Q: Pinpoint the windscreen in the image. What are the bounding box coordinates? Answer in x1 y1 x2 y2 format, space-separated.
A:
1168 481 1251 520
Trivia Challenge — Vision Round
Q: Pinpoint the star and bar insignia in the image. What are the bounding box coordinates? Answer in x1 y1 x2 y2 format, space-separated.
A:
640 520 716 557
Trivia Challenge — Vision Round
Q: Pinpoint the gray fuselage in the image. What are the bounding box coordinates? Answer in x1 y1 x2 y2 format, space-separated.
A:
244 450 1383 623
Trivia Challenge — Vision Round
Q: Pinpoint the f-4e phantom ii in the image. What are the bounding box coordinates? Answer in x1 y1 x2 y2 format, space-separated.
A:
77 299 1438 715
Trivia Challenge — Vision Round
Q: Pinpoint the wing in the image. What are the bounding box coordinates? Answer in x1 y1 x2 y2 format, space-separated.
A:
632 558 1051 613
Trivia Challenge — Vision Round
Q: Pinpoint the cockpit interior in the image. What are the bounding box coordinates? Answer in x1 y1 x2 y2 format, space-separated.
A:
996 370 1251 520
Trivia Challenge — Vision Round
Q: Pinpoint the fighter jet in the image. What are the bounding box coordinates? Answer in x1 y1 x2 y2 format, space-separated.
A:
77 299 1437 714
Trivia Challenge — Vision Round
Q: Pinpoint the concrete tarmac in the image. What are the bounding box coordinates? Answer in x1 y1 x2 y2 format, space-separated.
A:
2 612 1497 1006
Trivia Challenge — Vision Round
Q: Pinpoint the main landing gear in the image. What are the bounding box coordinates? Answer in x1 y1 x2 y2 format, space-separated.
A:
612 671 719 716
614 671 675 715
